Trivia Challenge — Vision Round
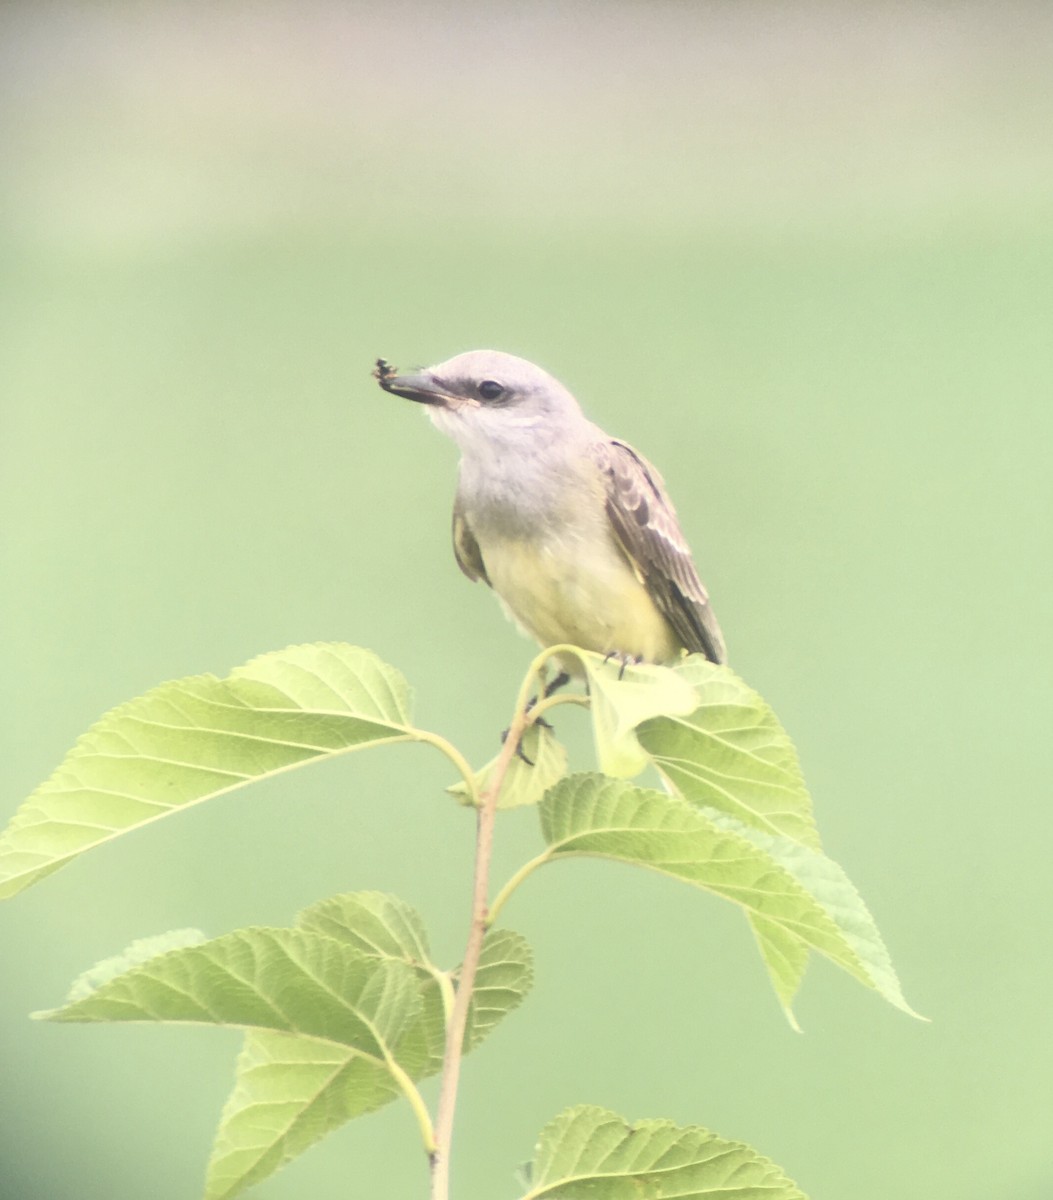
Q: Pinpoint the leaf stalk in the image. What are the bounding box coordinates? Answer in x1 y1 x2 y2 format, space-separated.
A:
486 851 552 930
384 1051 437 1156
414 731 481 807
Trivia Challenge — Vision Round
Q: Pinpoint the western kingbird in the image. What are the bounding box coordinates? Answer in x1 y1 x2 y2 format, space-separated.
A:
376 350 726 673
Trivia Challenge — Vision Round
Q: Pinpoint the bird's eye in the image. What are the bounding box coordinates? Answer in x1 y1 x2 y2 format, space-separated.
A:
478 380 505 401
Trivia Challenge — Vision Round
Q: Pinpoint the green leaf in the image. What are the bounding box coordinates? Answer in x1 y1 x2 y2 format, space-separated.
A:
35 921 437 1200
537 774 917 1017
578 652 699 778
297 891 433 968
294 891 533 1058
747 915 810 1031
203 895 531 1200
718 812 920 1017
637 657 819 849
464 927 534 1050
205 929 535 1200
35 927 423 1052
448 721 569 809
205 1030 402 1200
297 891 446 1074
202 895 441 1200
0 643 416 898
520 1105 807 1199
64 928 208 1003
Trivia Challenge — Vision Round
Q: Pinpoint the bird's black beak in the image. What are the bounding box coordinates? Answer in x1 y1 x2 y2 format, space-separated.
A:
374 359 450 406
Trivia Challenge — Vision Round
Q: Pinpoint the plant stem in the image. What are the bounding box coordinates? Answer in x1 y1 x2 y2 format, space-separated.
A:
428 654 550 1200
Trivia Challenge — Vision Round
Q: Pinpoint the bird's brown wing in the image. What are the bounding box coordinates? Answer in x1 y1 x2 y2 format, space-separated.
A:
451 494 490 584
595 438 727 664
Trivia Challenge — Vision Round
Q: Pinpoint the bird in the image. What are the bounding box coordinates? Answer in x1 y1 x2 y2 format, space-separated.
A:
375 350 726 683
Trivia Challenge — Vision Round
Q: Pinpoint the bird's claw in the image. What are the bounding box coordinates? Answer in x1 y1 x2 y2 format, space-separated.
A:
500 724 537 766
542 670 572 699
497 670 572 766
603 650 642 680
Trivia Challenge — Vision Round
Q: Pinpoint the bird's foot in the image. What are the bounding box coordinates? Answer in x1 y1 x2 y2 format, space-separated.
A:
603 650 643 680
500 718 549 766
499 671 570 765
542 670 571 699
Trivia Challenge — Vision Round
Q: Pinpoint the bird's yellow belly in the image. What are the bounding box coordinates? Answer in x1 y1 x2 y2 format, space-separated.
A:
479 531 681 670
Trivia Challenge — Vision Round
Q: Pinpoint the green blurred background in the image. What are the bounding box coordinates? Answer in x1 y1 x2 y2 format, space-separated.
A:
2 2 1051 1197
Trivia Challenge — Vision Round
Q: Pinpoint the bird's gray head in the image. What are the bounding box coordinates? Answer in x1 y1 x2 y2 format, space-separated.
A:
375 350 588 456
